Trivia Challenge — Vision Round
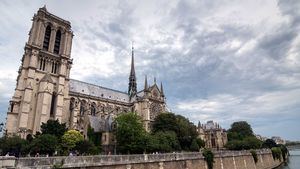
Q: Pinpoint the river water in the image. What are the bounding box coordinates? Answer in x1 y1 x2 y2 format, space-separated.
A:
277 150 300 169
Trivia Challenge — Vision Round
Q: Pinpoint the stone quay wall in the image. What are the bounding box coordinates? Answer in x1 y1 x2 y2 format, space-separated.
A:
0 149 282 169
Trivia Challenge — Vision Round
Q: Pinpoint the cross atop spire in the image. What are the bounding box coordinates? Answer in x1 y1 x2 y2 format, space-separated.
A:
128 42 137 97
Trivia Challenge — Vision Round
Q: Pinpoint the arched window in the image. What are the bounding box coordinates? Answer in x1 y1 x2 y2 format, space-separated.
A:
91 103 96 116
50 92 57 118
54 30 61 54
80 100 86 116
69 98 75 112
43 25 51 51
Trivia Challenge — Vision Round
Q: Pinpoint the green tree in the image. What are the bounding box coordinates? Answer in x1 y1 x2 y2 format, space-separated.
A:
61 130 84 151
190 139 200 151
87 126 101 146
30 134 58 155
262 139 277 149
75 140 100 155
41 119 67 138
196 138 205 148
175 115 198 150
115 112 148 154
203 148 214 169
225 121 262 150
153 131 181 152
0 136 28 157
152 113 177 133
227 121 254 140
152 113 198 151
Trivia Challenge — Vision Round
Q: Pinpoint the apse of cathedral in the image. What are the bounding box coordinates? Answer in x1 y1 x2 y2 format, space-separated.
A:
5 6 167 148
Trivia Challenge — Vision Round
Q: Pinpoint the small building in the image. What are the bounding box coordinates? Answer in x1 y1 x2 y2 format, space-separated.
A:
197 121 228 149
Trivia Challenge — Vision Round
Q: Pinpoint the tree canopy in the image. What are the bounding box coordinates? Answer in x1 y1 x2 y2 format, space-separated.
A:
115 112 148 154
41 119 67 139
61 130 84 151
225 121 262 150
227 121 254 140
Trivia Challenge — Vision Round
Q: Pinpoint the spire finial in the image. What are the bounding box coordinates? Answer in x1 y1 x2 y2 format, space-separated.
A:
128 43 137 97
144 75 148 91
154 77 156 84
160 81 164 96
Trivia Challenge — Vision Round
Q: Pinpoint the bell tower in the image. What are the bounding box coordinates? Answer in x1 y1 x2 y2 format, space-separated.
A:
6 6 73 137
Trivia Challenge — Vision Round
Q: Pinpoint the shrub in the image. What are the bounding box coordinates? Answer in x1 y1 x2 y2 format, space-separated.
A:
278 144 288 162
271 147 282 161
250 150 258 163
202 149 214 169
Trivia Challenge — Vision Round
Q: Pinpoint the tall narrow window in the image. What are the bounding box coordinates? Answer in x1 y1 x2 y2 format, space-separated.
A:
43 26 51 51
10 102 14 113
54 30 61 54
69 98 75 124
80 100 86 116
91 103 96 116
50 92 57 118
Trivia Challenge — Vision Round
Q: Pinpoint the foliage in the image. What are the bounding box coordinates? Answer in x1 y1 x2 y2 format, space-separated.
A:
271 147 282 161
262 139 277 149
278 144 288 162
75 140 100 155
227 121 254 141
0 136 28 157
41 119 67 139
61 130 84 151
30 134 58 155
250 150 258 163
196 138 205 148
152 113 178 133
152 113 198 151
152 131 181 152
225 121 262 150
115 112 148 154
87 126 101 146
190 139 199 151
225 136 262 150
202 149 214 169
175 115 198 150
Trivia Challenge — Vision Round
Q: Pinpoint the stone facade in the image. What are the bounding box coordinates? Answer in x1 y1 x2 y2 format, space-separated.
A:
5 7 166 152
197 121 228 149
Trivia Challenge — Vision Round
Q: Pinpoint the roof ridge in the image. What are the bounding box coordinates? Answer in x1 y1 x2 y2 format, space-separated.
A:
70 79 128 95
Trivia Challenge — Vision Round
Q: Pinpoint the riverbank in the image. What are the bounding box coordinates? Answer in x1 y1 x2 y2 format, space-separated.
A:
0 149 283 169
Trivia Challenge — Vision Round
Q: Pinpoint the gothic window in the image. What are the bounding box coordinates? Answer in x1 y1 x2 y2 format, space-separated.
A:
51 61 59 74
10 102 14 113
39 58 46 71
91 102 96 116
69 98 75 112
54 30 61 54
43 26 51 51
80 100 86 116
150 102 162 120
50 92 57 118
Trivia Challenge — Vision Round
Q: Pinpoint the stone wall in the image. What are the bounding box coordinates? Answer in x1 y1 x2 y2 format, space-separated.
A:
0 150 282 169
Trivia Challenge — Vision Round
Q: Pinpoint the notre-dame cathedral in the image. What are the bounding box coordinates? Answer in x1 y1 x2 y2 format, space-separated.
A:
6 7 166 151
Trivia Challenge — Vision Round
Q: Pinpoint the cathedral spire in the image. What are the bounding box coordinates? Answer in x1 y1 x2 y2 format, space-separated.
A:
144 75 148 91
128 43 137 96
160 81 164 96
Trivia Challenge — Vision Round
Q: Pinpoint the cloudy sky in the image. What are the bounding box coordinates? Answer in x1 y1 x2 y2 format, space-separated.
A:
0 0 299 140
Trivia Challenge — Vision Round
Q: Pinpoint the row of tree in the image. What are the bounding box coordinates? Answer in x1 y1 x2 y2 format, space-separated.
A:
225 120 289 161
0 120 100 156
115 112 205 154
